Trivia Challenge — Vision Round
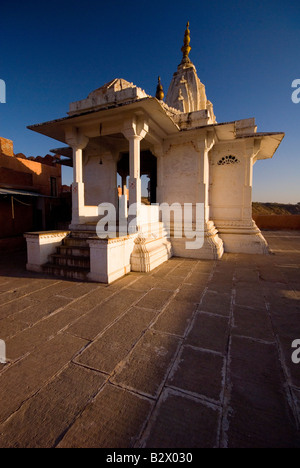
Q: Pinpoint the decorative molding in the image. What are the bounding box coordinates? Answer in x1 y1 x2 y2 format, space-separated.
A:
88 233 136 246
217 155 240 166
24 231 70 239
214 219 254 227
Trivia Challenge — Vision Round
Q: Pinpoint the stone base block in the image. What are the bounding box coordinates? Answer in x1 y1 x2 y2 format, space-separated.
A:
170 221 224 260
220 231 269 254
216 221 269 254
131 235 172 273
24 231 70 273
88 235 135 284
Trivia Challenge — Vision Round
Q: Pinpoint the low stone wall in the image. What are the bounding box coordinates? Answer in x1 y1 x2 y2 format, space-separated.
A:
253 215 300 230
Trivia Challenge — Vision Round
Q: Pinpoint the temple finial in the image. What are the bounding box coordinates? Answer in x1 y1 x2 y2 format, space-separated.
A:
181 21 191 64
155 76 164 101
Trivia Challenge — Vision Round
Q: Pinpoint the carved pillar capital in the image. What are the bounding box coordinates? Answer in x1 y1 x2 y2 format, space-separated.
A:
122 115 149 141
65 126 89 150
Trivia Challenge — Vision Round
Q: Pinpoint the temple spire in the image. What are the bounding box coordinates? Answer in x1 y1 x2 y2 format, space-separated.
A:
181 21 191 64
155 76 164 101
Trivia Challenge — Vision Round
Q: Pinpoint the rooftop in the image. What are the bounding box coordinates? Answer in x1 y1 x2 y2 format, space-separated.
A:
0 231 299 448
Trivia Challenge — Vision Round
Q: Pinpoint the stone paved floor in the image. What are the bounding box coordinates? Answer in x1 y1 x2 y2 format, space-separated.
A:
0 231 299 448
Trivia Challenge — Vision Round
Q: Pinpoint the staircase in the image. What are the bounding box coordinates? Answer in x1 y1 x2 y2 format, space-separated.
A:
40 221 172 282
42 231 95 281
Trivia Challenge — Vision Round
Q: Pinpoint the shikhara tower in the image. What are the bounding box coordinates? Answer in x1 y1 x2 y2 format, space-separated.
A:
166 22 216 120
25 24 284 283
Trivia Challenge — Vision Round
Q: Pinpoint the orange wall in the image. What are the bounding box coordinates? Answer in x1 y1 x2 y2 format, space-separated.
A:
0 153 62 196
0 137 62 196
253 215 300 230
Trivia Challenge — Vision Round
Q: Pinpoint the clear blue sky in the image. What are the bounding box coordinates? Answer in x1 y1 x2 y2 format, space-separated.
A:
0 0 299 203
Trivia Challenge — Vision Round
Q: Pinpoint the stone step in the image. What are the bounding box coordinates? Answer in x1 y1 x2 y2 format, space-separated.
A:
42 263 90 281
62 237 90 247
70 230 99 238
57 245 90 257
50 254 90 269
70 224 98 233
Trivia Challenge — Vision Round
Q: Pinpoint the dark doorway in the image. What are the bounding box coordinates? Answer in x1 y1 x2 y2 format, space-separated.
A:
117 150 157 204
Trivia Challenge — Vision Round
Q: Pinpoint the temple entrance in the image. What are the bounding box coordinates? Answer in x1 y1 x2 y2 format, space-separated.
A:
117 150 157 204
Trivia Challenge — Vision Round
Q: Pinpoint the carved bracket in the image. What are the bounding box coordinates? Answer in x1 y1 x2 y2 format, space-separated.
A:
65 126 89 150
122 115 149 141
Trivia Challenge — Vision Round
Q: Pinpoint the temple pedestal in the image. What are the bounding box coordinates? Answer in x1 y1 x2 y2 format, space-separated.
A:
170 220 224 260
216 220 269 254
131 222 172 272
88 235 136 284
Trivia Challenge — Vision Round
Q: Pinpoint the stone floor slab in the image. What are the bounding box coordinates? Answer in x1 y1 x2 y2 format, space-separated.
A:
155 275 187 291
232 305 274 341
0 279 59 306
270 309 300 339
185 312 229 354
226 335 297 447
112 330 181 398
143 388 220 448
167 345 224 402
0 363 106 448
184 271 210 286
58 383 153 448
17 295 73 326
75 307 157 373
6 307 88 360
135 288 174 310
65 288 145 341
58 282 100 299
124 276 159 292
64 286 115 312
0 334 87 424
234 285 266 310
291 387 300 427
151 299 197 337
0 297 36 320
200 290 231 316
174 283 206 304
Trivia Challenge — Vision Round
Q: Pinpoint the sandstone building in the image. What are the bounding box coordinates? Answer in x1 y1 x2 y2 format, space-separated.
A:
0 137 64 250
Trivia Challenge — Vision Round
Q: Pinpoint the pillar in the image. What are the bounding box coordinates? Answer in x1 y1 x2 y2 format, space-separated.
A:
191 134 224 259
122 116 149 231
196 139 212 223
128 135 142 207
65 127 89 226
154 145 164 204
121 174 127 195
71 147 85 225
242 139 261 221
